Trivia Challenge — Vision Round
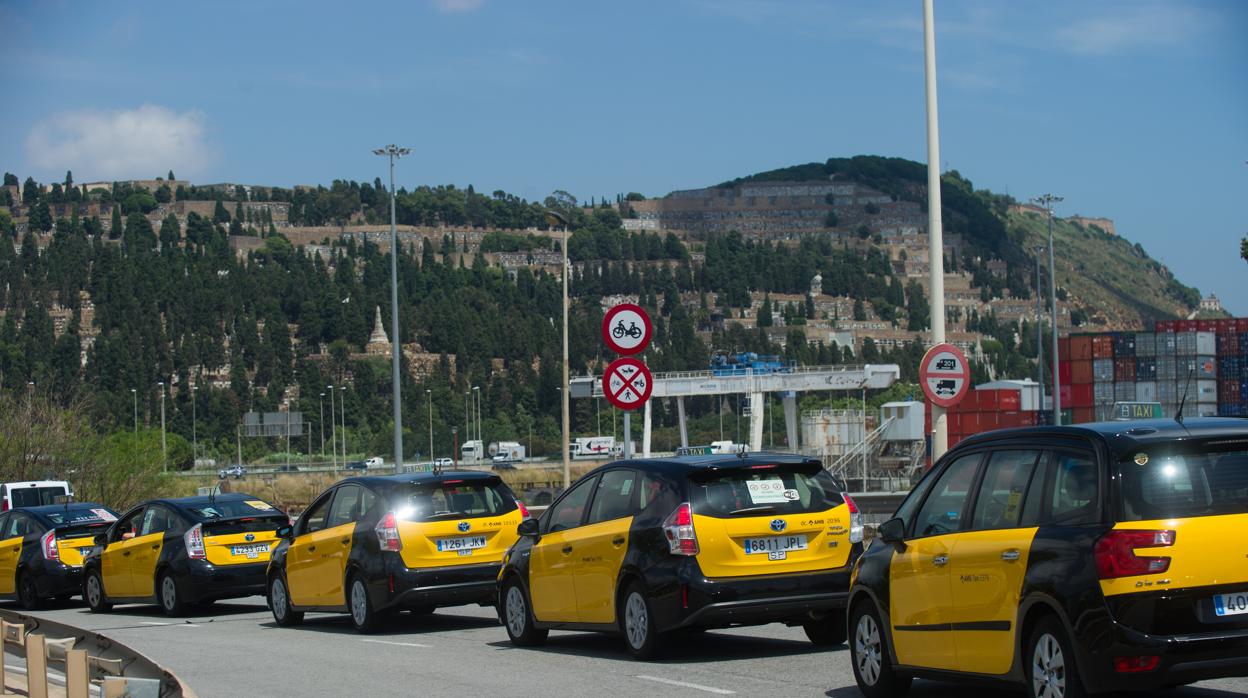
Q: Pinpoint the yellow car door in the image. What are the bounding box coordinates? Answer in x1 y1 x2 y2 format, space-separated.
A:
529 476 597 623
889 452 983 671
0 515 26 595
314 484 368 606
102 508 146 598
573 470 637 624
948 450 1045 675
129 507 172 598
286 491 335 607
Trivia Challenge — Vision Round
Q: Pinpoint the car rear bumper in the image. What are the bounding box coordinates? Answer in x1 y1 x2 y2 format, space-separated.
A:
381 560 501 611
673 562 854 630
178 560 268 602
1082 622 1248 691
34 564 84 599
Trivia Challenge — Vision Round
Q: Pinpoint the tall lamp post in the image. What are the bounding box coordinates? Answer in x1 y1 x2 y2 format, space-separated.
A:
923 0 949 460
191 385 198 468
373 144 410 467
130 388 138 435
426 389 433 464
1033 245 1046 414
472 385 481 459
327 385 337 470
545 210 571 489
319 392 326 460
158 382 168 471
1032 193 1064 425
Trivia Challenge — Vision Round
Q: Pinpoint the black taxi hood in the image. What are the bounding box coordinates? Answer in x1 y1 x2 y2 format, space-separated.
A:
956 418 1248 460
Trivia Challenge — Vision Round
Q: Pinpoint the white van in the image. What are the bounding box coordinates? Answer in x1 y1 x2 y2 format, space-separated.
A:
1 481 73 512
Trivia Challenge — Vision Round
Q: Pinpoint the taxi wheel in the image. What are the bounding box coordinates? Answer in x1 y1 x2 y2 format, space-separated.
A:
804 609 848 646
84 570 111 613
849 603 910 698
620 582 664 660
502 580 547 647
17 573 43 611
348 574 380 634
268 575 304 627
158 573 187 617
1027 617 1086 698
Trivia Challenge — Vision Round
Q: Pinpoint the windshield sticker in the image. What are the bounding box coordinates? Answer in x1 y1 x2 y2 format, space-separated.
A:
246 500 275 511
746 479 789 504
782 489 800 501
90 509 118 522
1133 453 1149 466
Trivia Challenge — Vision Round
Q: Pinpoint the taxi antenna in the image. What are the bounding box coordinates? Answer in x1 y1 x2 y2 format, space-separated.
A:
1175 367 1193 426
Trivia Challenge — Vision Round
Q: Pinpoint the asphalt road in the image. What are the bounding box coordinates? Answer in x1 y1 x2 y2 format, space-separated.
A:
12 598 1248 698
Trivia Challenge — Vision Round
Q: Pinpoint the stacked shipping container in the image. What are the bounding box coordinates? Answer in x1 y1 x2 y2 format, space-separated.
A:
1059 318 1248 423
924 386 1039 449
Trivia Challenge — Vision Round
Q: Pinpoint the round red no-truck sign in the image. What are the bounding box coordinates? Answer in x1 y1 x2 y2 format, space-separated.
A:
920 343 971 408
603 357 653 411
601 303 652 356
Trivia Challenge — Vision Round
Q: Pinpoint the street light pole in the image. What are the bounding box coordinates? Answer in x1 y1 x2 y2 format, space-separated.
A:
472 385 481 460
191 385 198 468
340 384 348 463
130 388 137 435
373 144 410 468
327 385 337 470
1033 194 1064 425
923 0 949 461
1034 245 1046 415
319 393 325 460
545 210 571 490
426 389 433 464
158 382 167 471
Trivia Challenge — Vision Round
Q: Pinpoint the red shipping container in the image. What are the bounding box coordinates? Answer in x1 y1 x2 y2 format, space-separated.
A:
1071 360 1094 385
1238 319 1248 333
1071 383 1094 407
1058 337 1070 361
1217 319 1237 335
1197 320 1217 332
998 390 1021 411
973 391 995 411
1114 359 1136 382
1073 407 1095 424
1092 335 1114 359
1059 384 1072 406
1178 320 1198 331
1154 320 1170 332
1059 361 1072 385
1070 336 1093 361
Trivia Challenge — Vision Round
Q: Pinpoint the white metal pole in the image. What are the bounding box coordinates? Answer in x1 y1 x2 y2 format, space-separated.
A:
1048 203 1061 425
191 386 197 468
624 411 632 460
923 0 948 462
327 386 337 469
426 389 433 464
561 225 571 489
159 382 167 471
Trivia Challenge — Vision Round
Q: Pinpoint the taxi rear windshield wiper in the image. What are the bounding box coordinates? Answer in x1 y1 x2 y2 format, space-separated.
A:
728 505 777 516
423 511 471 520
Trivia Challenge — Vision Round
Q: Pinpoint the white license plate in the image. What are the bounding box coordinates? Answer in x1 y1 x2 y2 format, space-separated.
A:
230 543 270 559
743 534 808 555
436 536 486 552
1213 592 1248 617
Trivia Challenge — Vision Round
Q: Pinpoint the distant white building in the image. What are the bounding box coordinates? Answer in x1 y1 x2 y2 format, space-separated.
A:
1199 295 1222 313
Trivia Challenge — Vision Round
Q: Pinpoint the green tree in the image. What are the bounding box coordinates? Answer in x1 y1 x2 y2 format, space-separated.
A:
213 199 230 224
29 200 53 232
1242 235 1247 263
758 294 773 327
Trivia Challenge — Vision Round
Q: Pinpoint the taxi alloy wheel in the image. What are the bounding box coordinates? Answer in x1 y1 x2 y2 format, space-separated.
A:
502 581 547 647
17 573 43 611
621 582 663 660
849 603 910 698
1028 618 1085 698
348 575 379 634
159 573 186 617
268 575 304 627
85 571 111 613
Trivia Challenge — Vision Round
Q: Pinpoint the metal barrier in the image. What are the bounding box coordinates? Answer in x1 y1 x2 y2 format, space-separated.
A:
0 610 195 697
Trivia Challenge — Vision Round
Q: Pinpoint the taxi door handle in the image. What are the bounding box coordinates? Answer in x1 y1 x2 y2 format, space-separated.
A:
932 554 948 567
1001 550 1021 562
340 539 350 545
561 545 573 555
151 544 160 550
307 545 316 553
612 537 626 546
122 551 131 557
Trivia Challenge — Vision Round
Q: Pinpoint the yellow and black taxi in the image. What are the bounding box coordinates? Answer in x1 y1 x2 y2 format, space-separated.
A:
82 493 287 616
497 453 864 658
0 502 119 609
266 471 526 633
848 417 1248 698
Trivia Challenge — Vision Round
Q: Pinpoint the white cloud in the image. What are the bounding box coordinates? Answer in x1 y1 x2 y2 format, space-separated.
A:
431 0 483 13
24 105 213 181
1056 3 1210 55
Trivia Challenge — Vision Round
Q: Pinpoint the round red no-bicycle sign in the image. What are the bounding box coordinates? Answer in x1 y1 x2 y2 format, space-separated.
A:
919 342 971 408
603 357 653 411
601 303 652 356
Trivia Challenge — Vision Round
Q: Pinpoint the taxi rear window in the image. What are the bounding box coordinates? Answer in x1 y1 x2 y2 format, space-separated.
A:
391 479 518 521
1118 441 1248 521
44 507 118 527
691 464 845 518
185 499 282 522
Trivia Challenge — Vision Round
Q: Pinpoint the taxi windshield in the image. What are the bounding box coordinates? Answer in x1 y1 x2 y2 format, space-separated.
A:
391 479 517 521
1118 442 1248 521
691 464 845 518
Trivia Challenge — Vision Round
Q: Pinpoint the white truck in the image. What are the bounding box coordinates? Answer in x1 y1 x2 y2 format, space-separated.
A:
460 439 485 462
489 441 526 462
710 440 748 455
570 436 616 460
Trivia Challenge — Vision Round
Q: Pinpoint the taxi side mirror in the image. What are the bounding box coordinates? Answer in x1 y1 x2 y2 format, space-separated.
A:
275 525 293 540
517 519 540 538
878 517 906 545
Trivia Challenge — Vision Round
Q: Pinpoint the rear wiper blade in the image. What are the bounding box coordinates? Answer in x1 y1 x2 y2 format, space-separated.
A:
423 511 467 520
728 505 776 516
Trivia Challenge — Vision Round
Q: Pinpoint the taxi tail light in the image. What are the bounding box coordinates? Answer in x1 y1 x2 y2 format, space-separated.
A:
516 500 531 520
842 493 864 545
185 523 206 560
1094 529 1174 579
1114 655 1160 673
662 502 699 556
376 512 402 552
41 529 58 561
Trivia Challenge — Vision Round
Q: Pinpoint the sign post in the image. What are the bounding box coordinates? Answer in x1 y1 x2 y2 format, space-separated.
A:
601 304 653 460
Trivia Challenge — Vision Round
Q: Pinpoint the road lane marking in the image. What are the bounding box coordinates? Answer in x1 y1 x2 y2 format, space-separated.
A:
140 622 171 626
635 675 735 695
361 639 432 648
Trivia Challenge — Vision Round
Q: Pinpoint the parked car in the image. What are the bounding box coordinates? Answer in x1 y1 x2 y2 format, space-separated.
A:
345 461 368 471
364 457 385 468
0 502 119 609
218 465 246 480
433 457 454 469
848 417 1248 698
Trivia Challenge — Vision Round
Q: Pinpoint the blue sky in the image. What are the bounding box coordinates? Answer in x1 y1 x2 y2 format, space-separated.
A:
2 0 1245 313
